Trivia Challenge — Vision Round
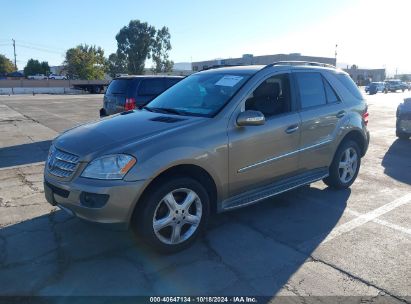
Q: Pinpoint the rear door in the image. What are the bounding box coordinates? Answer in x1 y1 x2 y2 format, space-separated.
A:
135 78 166 106
294 70 346 171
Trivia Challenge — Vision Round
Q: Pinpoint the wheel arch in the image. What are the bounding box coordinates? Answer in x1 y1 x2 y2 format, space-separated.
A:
338 129 368 157
130 164 218 224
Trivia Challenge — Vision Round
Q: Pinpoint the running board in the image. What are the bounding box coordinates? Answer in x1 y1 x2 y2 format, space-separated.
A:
221 168 329 211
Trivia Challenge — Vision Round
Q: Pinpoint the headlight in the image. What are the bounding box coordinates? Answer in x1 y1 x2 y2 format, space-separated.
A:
81 154 136 180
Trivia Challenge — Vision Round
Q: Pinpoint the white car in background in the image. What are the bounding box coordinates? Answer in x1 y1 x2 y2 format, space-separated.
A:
48 74 67 80
27 74 47 80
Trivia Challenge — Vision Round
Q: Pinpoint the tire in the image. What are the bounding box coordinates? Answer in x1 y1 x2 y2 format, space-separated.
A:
133 177 210 253
323 140 361 189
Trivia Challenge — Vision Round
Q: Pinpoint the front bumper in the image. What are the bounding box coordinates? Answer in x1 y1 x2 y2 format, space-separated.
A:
44 174 147 226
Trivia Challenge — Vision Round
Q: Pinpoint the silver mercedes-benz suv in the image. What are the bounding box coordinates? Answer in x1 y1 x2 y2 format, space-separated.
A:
44 62 370 252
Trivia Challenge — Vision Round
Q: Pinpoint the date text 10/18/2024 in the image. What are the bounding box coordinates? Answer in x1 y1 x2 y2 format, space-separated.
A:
150 297 258 303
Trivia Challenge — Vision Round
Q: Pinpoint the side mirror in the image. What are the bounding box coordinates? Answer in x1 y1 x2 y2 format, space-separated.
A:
236 110 265 126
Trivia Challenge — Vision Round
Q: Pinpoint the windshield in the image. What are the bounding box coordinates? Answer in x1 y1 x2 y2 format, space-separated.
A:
145 72 252 117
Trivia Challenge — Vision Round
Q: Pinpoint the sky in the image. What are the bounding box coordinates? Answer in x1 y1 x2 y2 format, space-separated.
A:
1 0 410 76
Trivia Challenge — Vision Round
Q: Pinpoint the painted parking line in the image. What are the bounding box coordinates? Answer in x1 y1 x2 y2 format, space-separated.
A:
346 208 411 236
322 193 411 244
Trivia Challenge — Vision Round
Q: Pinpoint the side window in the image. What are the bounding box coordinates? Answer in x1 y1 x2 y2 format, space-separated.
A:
295 72 327 109
138 79 165 96
245 74 291 117
323 78 340 103
165 78 181 89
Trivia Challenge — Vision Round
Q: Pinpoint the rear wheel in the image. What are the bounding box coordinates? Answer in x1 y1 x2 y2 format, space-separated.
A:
133 177 210 253
323 140 361 189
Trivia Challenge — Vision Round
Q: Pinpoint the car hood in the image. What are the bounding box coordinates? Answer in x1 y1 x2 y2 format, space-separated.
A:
54 110 205 157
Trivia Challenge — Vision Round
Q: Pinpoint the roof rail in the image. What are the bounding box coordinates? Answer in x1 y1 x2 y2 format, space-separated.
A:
268 61 336 68
202 64 244 71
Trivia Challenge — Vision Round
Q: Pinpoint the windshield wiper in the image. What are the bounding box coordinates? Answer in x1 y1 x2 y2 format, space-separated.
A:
144 107 187 116
143 106 209 117
142 106 155 112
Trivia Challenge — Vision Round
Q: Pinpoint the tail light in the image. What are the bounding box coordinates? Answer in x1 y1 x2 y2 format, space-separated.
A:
124 97 136 111
363 111 369 126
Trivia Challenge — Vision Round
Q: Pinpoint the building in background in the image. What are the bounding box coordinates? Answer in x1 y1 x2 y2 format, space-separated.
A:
343 66 386 85
192 53 336 71
395 74 411 82
143 62 193 76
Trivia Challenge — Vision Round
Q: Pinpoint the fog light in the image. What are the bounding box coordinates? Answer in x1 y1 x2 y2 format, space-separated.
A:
80 192 109 208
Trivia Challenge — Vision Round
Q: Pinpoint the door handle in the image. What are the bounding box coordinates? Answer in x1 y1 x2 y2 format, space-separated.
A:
336 110 346 118
285 124 299 134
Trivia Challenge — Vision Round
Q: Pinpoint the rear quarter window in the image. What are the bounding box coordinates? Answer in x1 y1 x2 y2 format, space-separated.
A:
335 73 363 99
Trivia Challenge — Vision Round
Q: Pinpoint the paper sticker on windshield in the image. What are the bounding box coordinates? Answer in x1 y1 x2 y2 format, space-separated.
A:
215 75 243 87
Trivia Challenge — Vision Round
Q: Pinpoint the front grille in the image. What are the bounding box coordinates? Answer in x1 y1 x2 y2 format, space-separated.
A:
47 147 79 178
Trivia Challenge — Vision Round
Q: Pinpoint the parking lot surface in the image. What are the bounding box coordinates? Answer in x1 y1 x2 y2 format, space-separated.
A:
0 93 410 302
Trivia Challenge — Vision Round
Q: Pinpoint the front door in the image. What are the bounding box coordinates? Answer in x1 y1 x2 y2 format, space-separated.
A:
228 73 301 197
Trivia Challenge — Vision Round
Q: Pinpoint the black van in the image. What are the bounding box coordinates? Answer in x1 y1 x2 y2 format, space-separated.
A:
100 76 183 116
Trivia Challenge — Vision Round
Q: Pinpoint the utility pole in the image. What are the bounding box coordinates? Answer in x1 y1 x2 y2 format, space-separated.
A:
12 39 17 70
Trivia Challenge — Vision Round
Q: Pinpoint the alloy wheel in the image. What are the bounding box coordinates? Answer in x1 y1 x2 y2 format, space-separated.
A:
152 188 202 245
338 147 358 183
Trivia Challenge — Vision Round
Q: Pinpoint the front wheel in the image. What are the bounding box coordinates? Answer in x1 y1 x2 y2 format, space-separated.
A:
323 140 361 189
133 177 210 253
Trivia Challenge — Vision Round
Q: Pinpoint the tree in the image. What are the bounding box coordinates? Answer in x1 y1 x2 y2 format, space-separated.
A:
41 61 50 74
115 20 156 74
107 53 127 78
23 59 50 76
151 26 173 73
64 44 107 80
0 54 15 75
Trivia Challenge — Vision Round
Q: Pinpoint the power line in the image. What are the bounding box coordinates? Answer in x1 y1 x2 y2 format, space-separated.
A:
16 43 64 55
17 40 66 52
